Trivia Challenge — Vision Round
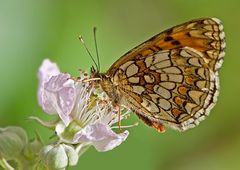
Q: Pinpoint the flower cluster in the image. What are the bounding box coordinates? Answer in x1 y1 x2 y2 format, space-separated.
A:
37 59 130 150
0 59 133 170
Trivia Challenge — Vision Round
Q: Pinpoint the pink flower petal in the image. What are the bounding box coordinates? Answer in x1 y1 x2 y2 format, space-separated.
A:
73 123 129 152
37 59 76 126
38 59 60 83
42 74 76 125
37 59 60 110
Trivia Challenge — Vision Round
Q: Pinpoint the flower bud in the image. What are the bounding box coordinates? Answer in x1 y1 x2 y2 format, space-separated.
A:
62 144 78 166
0 126 28 160
39 144 78 170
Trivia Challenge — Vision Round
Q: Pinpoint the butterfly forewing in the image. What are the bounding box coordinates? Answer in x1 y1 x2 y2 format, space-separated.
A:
101 18 225 132
107 18 225 75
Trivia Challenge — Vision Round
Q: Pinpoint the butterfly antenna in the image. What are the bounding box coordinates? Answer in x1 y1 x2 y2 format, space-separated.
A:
93 27 100 72
79 35 98 71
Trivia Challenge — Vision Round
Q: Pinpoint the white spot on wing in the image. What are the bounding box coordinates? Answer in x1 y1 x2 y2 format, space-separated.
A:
154 85 171 99
168 74 183 83
126 63 139 77
153 51 169 62
188 58 202 67
141 98 159 113
151 60 171 70
145 56 153 67
132 85 145 95
128 77 140 83
162 67 181 74
120 61 134 71
159 82 176 90
144 74 155 83
158 98 171 110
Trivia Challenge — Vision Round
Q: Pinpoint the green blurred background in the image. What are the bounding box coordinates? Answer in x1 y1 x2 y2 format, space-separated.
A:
0 0 239 169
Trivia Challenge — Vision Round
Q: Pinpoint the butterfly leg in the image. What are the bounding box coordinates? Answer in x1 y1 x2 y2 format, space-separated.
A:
116 105 121 130
112 104 122 130
112 100 122 130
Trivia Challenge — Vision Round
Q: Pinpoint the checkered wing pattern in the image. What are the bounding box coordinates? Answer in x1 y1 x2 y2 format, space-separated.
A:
101 18 225 132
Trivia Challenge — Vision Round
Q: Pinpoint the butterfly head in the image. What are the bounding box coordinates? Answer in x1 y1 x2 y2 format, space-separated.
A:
90 65 120 102
90 65 102 79
89 65 109 84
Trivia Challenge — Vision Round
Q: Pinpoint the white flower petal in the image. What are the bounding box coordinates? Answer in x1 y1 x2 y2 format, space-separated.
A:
38 59 60 83
38 59 60 108
73 123 129 152
39 73 76 126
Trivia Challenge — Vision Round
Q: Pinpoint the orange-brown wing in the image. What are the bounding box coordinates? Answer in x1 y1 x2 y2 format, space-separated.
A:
112 47 222 131
107 18 225 76
105 18 225 132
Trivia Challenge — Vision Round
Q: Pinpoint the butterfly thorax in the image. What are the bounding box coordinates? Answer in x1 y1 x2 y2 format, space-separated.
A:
100 73 124 105
91 67 122 105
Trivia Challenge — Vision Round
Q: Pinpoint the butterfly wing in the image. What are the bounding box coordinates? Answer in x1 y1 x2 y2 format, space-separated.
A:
105 18 225 131
107 18 225 75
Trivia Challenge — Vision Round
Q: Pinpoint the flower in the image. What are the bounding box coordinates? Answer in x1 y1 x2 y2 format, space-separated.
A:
39 144 78 169
37 59 130 152
0 126 44 169
0 126 28 160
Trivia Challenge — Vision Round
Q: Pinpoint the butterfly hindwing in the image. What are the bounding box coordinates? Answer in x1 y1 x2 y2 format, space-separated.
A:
101 18 225 132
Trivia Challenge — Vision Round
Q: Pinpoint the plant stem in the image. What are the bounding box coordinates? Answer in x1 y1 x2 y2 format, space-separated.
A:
0 158 14 170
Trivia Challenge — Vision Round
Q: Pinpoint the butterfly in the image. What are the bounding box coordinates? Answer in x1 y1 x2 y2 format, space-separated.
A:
91 18 225 132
